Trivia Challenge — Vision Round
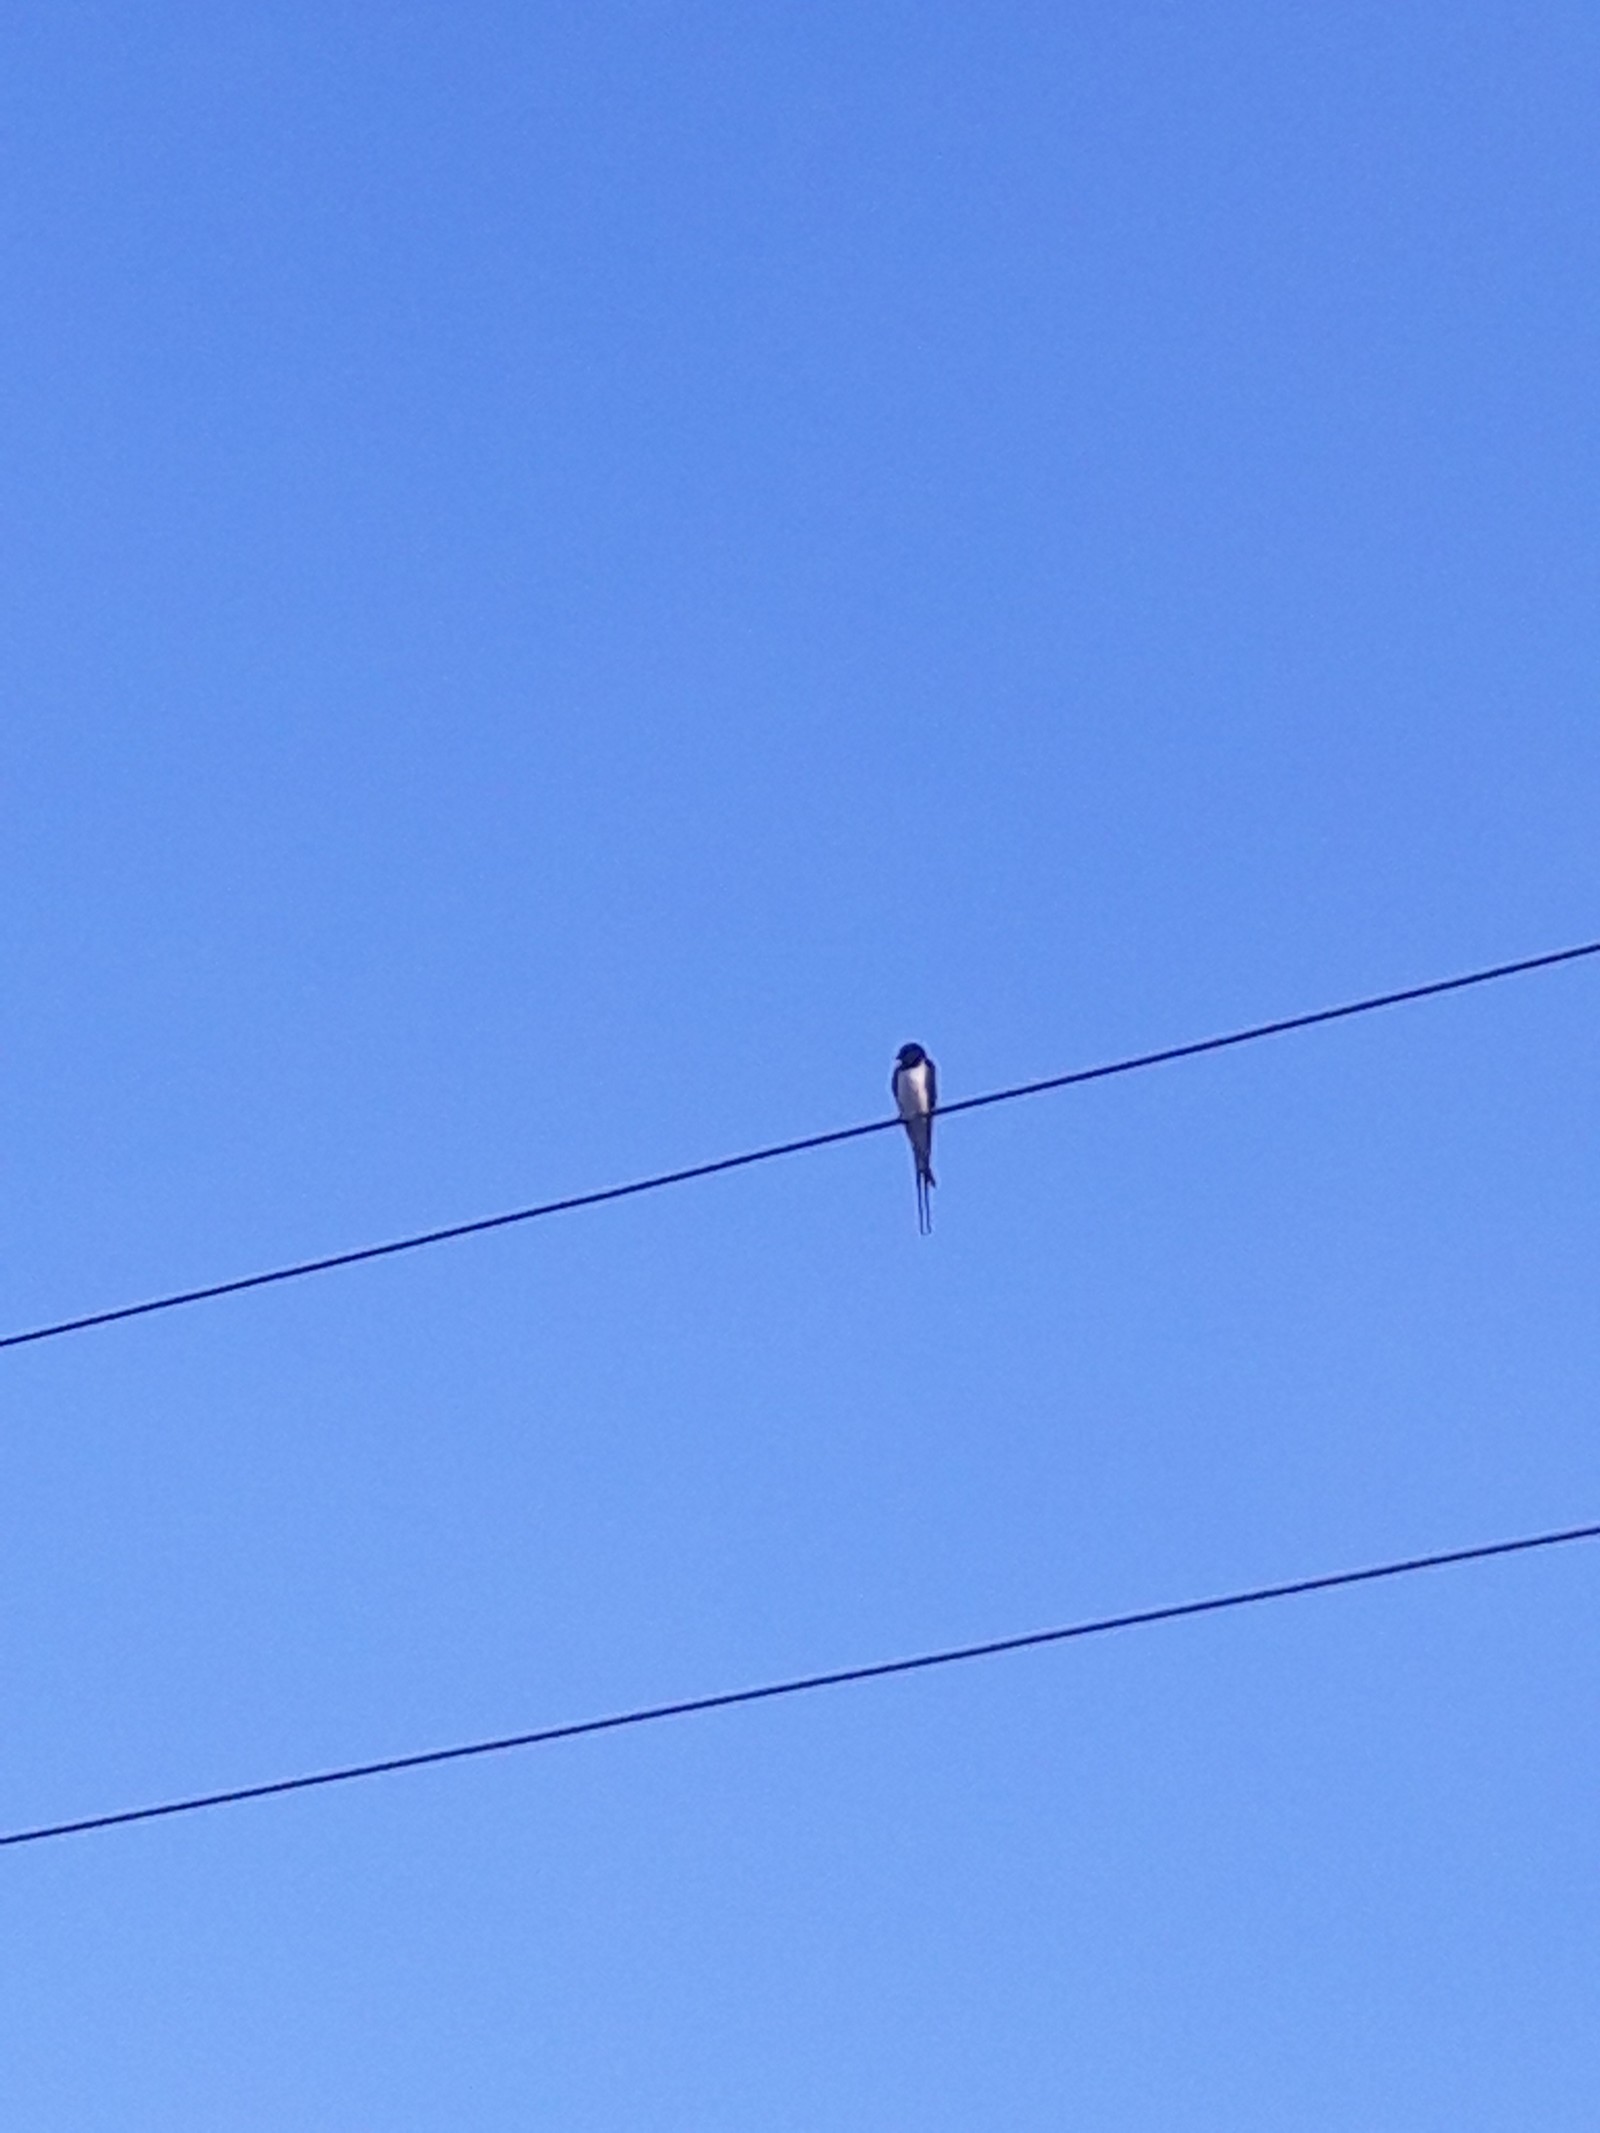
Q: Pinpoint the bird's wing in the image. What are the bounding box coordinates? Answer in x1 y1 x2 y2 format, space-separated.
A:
925 1058 938 1112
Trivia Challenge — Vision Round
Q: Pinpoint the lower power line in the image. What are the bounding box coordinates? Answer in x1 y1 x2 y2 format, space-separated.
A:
5 1517 1595 1852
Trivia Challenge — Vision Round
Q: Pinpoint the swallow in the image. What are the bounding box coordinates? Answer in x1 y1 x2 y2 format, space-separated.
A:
891 1042 938 1234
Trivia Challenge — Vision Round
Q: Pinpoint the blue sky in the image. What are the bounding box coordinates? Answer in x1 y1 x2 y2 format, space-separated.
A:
3 3 1599 2124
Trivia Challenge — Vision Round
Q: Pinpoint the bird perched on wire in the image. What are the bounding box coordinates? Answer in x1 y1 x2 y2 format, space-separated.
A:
891 1042 937 1234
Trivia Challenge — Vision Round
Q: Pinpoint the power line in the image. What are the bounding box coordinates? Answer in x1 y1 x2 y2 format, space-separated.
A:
4 1517 1593 1852
5 936 1597 1357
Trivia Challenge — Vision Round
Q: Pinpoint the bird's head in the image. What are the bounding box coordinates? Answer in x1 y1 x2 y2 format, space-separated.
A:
896 1043 926 1067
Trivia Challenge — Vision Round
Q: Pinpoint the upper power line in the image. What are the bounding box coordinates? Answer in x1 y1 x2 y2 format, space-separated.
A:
4 936 1596 1357
4 1516 1594 1851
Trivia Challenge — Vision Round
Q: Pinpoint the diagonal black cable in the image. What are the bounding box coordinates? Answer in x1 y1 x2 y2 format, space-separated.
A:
4 935 1597 1356
4 1518 1595 1851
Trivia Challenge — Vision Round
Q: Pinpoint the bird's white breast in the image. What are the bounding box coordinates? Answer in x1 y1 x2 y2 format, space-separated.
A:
896 1060 932 1117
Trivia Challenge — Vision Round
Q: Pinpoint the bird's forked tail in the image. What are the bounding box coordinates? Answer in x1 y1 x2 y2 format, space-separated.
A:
909 1121 935 1235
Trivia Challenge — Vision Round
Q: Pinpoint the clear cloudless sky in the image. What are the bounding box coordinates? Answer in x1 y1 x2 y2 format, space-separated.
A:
2 3 1598 2125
